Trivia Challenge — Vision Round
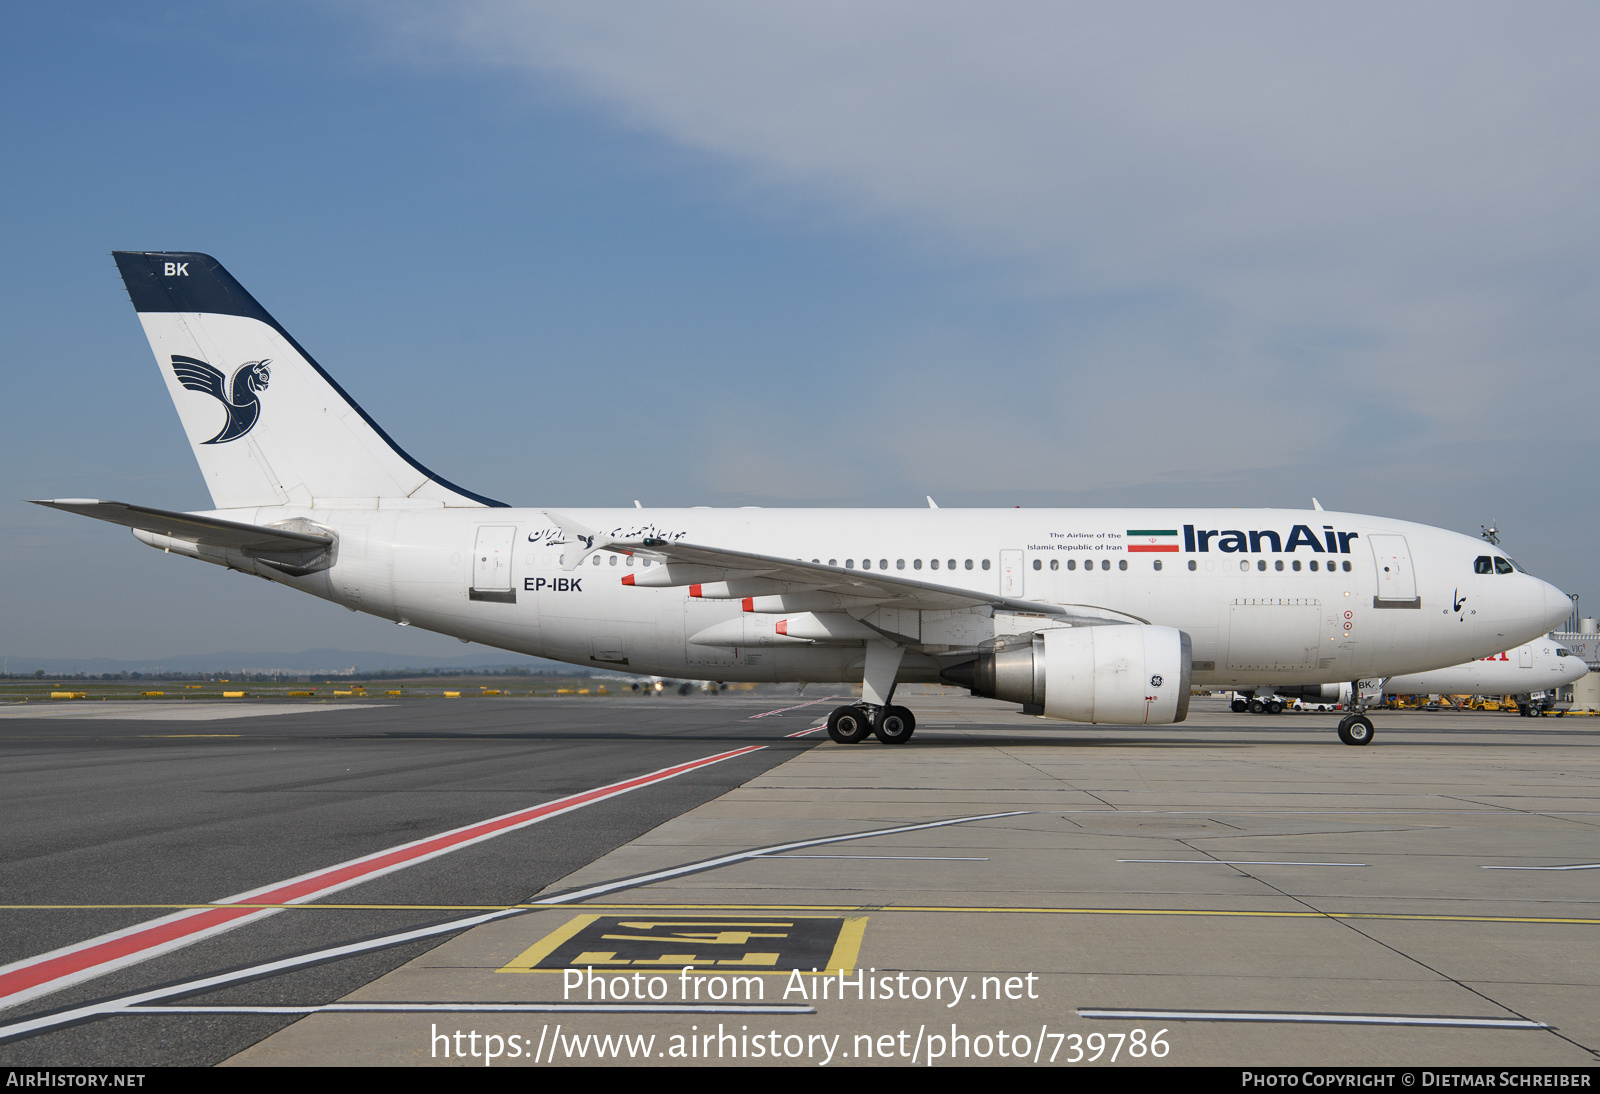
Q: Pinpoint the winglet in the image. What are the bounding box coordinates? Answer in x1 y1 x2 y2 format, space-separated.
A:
542 509 614 570
1312 497 1325 511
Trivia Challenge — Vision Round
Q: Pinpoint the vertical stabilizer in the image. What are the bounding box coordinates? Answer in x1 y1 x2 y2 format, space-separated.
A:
112 251 503 510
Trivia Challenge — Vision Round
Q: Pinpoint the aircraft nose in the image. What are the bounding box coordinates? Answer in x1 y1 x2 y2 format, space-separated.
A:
1540 579 1576 632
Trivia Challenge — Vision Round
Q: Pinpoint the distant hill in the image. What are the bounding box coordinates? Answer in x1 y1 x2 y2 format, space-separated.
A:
0 648 577 677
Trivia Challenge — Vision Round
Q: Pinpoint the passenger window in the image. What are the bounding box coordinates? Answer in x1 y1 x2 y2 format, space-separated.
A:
828 559 837 567
1342 560 1352 572
913 559 922 570
982 559 991 570
1309 560 1318 571
1153 559 1162 571
1274 560 1283 571
1067 559 1077 571
896 559 905 570
846 559 854 569
1240 560 1250 572
949 559 957 570
1291 560 1300 571
1188 560 1197 571
965 559 974 570
1494 557 1514 575
1119 559 1127 571
626 556 634 567
1257 560 1267 571
1102 559 1111 571
1475 556 1494 575
880 559 888 570
929 559 939 570
642 558 652 567
593 555 602 566
1050 558 1059 571
1032 559 1041 571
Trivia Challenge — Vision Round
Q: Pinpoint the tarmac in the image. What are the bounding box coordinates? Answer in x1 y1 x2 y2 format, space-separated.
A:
195 693 1600 1067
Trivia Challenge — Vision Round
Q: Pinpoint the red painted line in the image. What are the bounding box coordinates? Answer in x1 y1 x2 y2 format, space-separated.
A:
784 727 827 738
0 745 765 1010
1127 545 1180 553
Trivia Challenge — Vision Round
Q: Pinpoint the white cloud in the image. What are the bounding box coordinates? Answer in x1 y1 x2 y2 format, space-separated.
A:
372 1 1600 489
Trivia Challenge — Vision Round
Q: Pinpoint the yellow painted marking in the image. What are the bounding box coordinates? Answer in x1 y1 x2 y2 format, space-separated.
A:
826 915 869 974
499 914 599 972
3 903 1597 927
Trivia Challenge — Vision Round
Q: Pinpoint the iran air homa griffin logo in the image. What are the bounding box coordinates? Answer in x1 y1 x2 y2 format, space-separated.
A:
170 354 271 443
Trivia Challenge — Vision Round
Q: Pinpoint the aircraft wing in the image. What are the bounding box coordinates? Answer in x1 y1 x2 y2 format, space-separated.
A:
543 510 1144 624
30 500 332 554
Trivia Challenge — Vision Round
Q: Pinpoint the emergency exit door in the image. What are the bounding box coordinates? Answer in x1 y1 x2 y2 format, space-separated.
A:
1368 534 1419 608
1001 550 1024 597
470 525 517 603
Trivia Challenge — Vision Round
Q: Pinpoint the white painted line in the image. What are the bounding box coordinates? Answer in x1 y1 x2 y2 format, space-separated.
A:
122 1002 814 1015
767 855 989 861
1482 863 1600 871
1079 1008 1547 1029
541 810 1031 905
0 745 765 1012
0 809 1024 1044
1118 859 1368 867
748 696 844 719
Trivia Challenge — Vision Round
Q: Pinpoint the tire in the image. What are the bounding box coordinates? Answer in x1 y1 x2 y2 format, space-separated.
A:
1231 698 1248 713
1248 699 1265 714
1267 700 1285 714
1337 715 1374 746
827 705 873 744
874 705 916 745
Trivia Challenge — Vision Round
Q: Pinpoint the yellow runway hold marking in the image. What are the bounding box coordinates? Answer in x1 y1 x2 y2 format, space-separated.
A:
3 902 1598 925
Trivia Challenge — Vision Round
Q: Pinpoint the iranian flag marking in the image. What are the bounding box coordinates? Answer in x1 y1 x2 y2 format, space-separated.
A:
1127 529 1180 553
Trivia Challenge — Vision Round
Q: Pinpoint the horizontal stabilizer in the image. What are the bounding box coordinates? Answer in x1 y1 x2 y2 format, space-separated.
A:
30 499 331 553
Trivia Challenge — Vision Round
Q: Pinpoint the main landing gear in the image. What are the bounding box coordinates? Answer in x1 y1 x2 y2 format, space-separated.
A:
826 704 917 745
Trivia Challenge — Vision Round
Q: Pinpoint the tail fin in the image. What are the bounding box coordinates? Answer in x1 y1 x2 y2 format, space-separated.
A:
112 252 504 510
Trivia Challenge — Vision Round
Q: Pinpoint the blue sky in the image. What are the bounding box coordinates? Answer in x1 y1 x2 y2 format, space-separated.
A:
4 3 1598 661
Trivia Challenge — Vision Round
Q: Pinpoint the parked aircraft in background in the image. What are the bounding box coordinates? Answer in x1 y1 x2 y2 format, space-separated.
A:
31 253 1576 748
1255 637 1587 715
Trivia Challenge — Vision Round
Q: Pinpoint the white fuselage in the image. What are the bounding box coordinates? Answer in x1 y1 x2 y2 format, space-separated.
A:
1382 638 1586 696
169 504 1569 688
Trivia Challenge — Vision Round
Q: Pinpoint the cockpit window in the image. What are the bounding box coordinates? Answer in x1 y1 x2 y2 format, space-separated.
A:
1508 557 1528 573
1475 556 1493 575
1493 557 1514 575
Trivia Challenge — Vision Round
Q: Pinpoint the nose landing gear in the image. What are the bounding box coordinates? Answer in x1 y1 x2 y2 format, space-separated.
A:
1336 714 1374 745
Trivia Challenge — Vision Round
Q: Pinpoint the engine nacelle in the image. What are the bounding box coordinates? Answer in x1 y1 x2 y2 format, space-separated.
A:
1269 683 1350 703
942 626 1192 724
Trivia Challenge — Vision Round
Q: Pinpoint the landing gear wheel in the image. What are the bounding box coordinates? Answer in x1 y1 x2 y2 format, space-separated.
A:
1337 714 1375 746
827 705 873 744
1231 698 1248 713
873 705 916 745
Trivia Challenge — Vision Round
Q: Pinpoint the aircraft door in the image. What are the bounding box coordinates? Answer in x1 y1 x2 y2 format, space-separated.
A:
1368 534 1418 606
1001 550 1023 597
1520 646 1533 669
470 525 517 603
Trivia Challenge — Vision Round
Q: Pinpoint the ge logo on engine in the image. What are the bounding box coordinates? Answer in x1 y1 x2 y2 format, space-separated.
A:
1150 675 1163 687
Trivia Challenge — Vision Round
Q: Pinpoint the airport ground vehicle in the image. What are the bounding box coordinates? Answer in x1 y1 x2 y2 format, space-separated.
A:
32 253 1576 747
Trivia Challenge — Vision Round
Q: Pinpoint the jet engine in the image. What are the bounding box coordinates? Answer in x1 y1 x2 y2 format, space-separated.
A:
942 625 1192 724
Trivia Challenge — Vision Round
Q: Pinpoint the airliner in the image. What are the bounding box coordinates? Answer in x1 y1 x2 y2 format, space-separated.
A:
1269 637 1587 714
31 253 1575 748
